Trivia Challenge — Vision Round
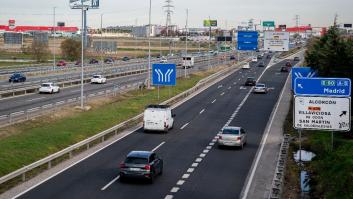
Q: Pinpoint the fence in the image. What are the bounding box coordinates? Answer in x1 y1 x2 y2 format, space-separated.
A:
0 57 245 193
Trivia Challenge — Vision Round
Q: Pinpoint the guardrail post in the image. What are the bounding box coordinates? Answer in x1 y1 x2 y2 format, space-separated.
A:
86 143 90 150
69 151 72 159
22 172 26 182
101 136 105 142
48 161 52 169
9 114 12 124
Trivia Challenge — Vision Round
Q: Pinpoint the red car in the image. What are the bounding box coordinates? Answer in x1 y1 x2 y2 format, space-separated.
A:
56 60 67 67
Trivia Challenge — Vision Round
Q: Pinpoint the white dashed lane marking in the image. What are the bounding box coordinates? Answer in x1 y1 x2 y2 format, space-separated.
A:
211 99 216 104
180 123 189 130
220 92 225 96
199 109 205 114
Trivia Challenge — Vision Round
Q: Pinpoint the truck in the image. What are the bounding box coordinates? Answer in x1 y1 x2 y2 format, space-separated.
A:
182 55 194 69
143 105 175 133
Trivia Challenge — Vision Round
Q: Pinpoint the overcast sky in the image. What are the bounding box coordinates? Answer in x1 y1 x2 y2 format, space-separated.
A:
0 0 352 29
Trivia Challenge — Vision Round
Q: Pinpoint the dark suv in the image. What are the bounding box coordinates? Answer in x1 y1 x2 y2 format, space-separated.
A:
245 77 256 86
9 73 26 83
120 151 163 183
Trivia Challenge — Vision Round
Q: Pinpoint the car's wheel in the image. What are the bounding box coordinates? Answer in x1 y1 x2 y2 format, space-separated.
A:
159 166 163 175
119 176 125 182
57 88 60 93
240 143 244 150
148 171 155 184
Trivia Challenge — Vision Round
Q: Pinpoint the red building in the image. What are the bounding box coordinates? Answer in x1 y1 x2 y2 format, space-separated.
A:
0 19 78 33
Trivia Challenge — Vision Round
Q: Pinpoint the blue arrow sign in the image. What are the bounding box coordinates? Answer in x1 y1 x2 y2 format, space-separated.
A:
291 67 317 90
152 63 176 86
237 31 258 51
294 77 351 97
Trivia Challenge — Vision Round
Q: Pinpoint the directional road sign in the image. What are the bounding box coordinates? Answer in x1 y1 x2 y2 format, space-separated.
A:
152 63 176 86
294 96 351 131
295 77 351 97
291 67 317 90
237 31 258 51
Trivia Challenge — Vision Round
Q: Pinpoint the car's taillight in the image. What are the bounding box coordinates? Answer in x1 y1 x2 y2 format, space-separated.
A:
144 165 151 170
237 137 241 141
219 135 223 140
120 162 126 168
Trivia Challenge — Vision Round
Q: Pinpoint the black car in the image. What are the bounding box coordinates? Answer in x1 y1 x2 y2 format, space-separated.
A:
89 59 99 64
120 151 163 183
245 77 256 86
9 73 26 83
230 55 236 60
280 66 289 72
104 58 114 64
122 56 130 61
266 54 271 59
285 61 292 67
257 55 262 59
294 57 300 61
257 62 265 67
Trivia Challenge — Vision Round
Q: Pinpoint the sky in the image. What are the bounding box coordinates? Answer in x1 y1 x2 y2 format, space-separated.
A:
0 0 352 29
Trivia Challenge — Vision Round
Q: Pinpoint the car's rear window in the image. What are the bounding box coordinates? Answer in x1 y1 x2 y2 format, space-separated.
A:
222 129 240 135
125 157 148 164
256 84 265 87
93 75 100 78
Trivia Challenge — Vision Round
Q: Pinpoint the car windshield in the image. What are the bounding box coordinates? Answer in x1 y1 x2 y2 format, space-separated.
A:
125 157 148 164
256 84 265 87
93 75 100 78
41 84 50 87
222 128 240 135
247 78 254 81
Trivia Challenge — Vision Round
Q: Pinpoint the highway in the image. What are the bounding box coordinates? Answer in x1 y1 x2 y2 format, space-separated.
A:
14 54 298 199
0 56 235 116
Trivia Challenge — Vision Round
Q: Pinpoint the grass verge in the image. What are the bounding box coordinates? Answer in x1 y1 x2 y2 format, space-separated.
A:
0 68 219 178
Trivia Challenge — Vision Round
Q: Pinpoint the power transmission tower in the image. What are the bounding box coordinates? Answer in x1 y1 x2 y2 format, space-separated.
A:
163 0 174 55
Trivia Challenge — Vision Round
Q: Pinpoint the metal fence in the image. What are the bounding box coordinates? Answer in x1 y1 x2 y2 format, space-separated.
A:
0 58 245 192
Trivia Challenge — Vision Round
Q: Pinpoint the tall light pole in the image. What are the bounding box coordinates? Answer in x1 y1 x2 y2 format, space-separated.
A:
147 0 152 88
53 7 56 70
208 16 212 69
184 9 188 78
80 2 86 109
100 13 103 72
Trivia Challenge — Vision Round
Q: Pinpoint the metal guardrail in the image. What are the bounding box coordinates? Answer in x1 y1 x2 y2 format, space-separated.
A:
269 134 291 199
0 57 244 191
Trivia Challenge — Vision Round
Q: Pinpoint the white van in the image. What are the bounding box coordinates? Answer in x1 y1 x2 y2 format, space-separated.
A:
143 105 175 133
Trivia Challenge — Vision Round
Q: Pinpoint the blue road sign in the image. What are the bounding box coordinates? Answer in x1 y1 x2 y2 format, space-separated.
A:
291 67 317 90
294 77 351 97
152 63 176 86
237 31 258 51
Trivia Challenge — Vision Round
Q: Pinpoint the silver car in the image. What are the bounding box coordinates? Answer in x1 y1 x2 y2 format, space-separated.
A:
217 126 247 149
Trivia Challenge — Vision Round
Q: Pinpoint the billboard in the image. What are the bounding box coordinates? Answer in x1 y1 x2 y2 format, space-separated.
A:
264 31 289 52
4 32 22 45
70 0 99 9
57 22 65 27
343 24 352 28
33 32 49 45
263 21 275 27
93 41 117 52
203 20 217 27
216 36 232 42
237 31 258 51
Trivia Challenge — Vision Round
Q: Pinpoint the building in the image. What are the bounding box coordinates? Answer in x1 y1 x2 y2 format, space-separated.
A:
131 25 162 37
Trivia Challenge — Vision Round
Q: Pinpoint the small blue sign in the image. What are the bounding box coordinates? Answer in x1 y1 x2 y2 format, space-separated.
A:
295 77 351 97
237 31 258 51
291 67 317 90
152 63 176 86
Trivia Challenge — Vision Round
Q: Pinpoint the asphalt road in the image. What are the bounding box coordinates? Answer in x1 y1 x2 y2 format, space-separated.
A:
14 55 297 199
0 57 229 116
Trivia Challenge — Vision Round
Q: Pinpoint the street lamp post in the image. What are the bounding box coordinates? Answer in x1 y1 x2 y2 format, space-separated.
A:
147 0 152 88
53 7 56 70
80 3 86 109
100 13 103 72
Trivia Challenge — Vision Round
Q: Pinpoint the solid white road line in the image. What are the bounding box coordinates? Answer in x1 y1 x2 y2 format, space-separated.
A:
242 61 290 199
101 175 120 191
211 99 216 104
26 97 46 102
180 123 189 130
199 109 205 114
152 141 166 152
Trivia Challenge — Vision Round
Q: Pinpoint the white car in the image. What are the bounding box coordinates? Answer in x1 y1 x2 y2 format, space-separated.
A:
253 83 268 94
39 82 60 94
242 63 250 69
160 57 168 63
251 57 258 62
91 75 107 84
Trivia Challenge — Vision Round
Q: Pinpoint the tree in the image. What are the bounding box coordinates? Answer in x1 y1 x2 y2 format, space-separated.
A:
23 41 50 62
305 26 353 81
60 38 81 61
